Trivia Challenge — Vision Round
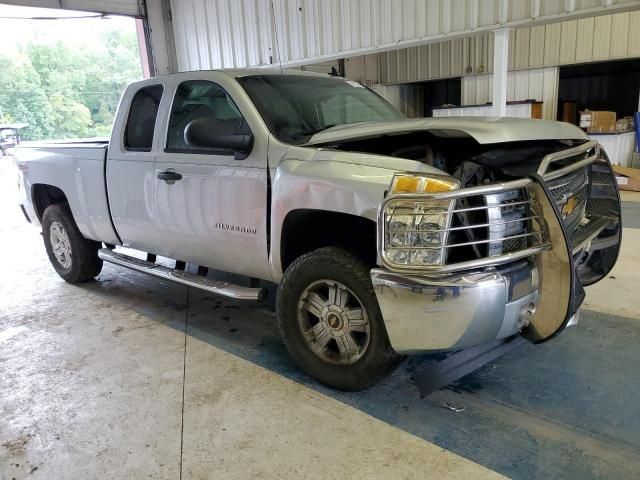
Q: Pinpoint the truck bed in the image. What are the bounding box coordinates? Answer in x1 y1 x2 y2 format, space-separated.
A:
13 140 119 245
19 138 109 148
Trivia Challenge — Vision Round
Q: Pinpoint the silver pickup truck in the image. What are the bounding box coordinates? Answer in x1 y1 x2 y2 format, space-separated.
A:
14 69 621 390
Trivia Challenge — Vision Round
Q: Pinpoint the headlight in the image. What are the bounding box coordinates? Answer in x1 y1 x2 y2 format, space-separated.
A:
382 174 459 267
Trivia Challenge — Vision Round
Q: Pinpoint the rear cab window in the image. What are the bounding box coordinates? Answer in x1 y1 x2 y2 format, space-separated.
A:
124 84 163 152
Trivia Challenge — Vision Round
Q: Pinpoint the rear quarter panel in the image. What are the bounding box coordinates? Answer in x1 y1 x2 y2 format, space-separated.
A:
14 143 119 244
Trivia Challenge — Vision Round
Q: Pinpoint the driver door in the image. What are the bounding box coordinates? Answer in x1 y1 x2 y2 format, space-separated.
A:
152 78 271 281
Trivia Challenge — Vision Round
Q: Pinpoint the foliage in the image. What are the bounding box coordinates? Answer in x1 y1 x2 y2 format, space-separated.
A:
0 56 55 139
0 29 142 140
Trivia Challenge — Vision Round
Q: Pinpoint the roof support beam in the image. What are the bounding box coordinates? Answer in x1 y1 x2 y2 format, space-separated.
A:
492 28 510 117
531 0 541 18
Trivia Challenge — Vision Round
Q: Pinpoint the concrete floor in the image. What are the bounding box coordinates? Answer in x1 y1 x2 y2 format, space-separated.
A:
2 159 640 479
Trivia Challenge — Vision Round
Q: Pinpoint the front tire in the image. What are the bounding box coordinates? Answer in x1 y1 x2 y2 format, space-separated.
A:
42 203 103 283
277 247 400 391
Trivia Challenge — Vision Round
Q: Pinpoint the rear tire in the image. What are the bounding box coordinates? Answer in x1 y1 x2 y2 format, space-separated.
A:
276 247 400 391
42 203 103 283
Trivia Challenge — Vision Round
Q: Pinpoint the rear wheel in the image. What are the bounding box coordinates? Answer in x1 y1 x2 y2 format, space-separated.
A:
277 247 400 391
42 203 102 283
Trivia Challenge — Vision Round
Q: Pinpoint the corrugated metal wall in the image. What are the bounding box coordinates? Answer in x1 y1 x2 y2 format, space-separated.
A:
380 10 640 84
170 0 640 72
379 33 494 83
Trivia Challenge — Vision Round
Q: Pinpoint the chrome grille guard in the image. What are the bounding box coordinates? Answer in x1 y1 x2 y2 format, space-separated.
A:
377 140 616 275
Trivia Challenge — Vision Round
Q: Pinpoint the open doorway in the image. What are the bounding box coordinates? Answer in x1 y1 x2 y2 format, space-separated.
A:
0 5 145 141
558 59 640 166
558 59 640 125
419 77 462 117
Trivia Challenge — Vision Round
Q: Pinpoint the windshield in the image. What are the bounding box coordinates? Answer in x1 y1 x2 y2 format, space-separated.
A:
237 75 406 144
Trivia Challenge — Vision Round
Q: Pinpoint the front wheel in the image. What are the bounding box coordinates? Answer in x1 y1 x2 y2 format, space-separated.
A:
42 203 103 283
276 247 400 391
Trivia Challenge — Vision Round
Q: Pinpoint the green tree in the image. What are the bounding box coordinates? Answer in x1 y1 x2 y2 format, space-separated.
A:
26 42 88 103
0 25 142 140
0 54 55 140
50 94 93 139
82 30 142 135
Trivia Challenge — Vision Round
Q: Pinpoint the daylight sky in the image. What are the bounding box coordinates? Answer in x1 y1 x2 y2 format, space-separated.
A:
0 5 137 52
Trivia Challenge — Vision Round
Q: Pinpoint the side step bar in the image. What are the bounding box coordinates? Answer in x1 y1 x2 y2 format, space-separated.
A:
98 249 266 302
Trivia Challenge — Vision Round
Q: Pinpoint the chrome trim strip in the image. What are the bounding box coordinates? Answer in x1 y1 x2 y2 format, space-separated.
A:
385 231 544 251
98 249 266 301
383 199 535 216
383 178 534 202
399 214 542 234
537 140 598 176
432 245 550 273
542 152 599 181
378 244 550 274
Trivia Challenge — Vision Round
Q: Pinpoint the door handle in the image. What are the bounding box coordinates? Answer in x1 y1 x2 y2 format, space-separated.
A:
157 170 182 182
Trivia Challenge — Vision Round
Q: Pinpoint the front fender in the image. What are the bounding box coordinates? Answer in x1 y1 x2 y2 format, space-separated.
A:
269 158 394 281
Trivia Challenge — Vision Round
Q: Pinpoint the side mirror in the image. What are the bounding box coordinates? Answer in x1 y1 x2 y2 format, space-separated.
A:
184 118 253 160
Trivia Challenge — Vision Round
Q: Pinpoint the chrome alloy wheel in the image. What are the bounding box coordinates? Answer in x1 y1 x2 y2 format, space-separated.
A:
49 221 73 269
297 280 371 365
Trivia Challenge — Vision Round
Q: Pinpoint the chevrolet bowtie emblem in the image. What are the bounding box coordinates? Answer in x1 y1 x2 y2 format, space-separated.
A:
561 196 578 218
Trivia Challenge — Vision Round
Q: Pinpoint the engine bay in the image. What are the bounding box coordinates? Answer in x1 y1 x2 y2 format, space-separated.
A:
327 133 590 266
323 132 583 186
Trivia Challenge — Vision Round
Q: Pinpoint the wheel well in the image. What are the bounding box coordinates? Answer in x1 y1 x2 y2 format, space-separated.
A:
280 209 377 272
32 184 68 221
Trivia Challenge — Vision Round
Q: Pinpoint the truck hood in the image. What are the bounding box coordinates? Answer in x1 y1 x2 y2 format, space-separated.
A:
305 117 589 146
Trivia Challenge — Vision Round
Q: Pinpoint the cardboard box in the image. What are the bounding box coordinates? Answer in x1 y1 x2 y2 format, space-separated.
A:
613 165 640 192
580 110 616 132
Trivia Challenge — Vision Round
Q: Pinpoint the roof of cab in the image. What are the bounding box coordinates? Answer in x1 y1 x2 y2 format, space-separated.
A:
147 68 329 81
221 68 330 78
126 68 332 90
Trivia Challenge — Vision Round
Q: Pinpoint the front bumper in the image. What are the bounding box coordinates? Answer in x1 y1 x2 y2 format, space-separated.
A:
371 262 538 353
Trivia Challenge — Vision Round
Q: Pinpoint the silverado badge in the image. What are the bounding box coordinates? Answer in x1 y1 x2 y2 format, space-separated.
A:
214 222 257 235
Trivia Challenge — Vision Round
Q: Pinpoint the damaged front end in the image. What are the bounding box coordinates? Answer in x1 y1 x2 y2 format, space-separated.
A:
372 140 621 353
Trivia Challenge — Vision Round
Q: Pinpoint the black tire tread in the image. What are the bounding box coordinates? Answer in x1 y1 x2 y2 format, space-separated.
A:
42 203 102 283
277 247 400 391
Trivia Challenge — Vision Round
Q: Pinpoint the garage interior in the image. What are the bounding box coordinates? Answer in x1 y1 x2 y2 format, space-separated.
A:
2 1 640 479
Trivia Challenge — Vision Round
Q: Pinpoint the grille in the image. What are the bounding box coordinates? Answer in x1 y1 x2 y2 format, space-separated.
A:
486 189 530 257
591 170 611 185
547 167 588 203
502 235 528 253
546 166 589 234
